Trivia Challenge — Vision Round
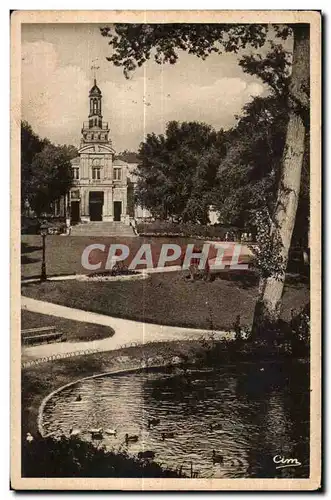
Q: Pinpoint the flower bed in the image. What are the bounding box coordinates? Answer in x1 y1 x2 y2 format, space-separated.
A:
136 221 242 241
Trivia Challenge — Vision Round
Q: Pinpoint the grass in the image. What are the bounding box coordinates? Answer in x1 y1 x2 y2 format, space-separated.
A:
21 234 200 279
21 310 115 342
22 271 309 331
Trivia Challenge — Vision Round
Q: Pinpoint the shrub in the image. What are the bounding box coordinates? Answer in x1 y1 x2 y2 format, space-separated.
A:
136 221 241 240
89 263 138 278
196 305 310 366
22 435 184 478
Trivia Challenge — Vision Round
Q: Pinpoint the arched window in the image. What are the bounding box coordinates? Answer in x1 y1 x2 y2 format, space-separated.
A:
92 158 101 180
72 167 79 180
93 99 98 114
114 167 122 181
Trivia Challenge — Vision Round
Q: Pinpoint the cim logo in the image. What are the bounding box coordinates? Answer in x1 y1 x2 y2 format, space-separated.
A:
81 242 252 272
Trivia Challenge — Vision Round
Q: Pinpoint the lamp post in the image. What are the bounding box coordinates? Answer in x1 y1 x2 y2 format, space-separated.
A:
40 222 48 281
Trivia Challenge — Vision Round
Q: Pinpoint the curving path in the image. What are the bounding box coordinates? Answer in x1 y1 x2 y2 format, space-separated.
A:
21 296 230 362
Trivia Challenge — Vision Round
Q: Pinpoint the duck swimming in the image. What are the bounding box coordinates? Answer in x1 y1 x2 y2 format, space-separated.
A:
161 432 175 440
125 433 139 444
104 428 117 436
147 418 160 428
89 428 103 439
69 428 81 437
138 450 155 460
212 450 223 464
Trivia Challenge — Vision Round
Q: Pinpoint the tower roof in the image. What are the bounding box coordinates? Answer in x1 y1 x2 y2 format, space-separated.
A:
89 79 102 97
113 159 128 167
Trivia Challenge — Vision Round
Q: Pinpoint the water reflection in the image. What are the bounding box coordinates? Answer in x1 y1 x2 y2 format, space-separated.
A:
43 362 309 478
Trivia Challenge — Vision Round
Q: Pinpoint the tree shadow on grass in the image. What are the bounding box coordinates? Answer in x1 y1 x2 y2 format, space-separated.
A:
285 273 310 287
214 271 309 290
215 271 259 290
21 242 42 254
21 255 41 265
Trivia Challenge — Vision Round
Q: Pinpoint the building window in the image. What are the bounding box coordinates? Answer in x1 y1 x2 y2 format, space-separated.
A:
92 167 101 180
72 167 79 180
114 167 122 180
71 189 80 200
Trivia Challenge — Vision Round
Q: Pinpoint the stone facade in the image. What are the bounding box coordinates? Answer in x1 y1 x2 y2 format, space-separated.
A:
68 80 133 224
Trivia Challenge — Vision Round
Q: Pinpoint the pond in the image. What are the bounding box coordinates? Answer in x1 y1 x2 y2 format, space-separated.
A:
42 362 310 478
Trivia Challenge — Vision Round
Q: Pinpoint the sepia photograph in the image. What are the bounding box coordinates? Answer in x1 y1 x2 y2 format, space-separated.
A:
11 10 321 491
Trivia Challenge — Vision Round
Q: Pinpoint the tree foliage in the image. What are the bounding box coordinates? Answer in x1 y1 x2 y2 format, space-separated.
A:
101 21 311 332
21 121 47 208
101 24 306 231
101 24 269 78
136 120 225 223
21 121 77 216
106 26 309 240
116 150 140 163
212 93 289 227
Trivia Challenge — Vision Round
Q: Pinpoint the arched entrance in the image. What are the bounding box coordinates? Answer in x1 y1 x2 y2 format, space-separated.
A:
70 201 80 225
89 191 104 221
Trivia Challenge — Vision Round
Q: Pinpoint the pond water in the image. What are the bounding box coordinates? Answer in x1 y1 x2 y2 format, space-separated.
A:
42 362 310 478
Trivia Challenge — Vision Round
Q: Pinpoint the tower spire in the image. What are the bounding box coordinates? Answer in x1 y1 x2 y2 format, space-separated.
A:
91 59 100 83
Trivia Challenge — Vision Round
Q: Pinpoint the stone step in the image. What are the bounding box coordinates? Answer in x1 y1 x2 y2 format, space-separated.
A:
70 221 136 237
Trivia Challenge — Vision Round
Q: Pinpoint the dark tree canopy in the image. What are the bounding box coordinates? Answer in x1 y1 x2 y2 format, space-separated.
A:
116 150 139 163
101 24 309 235
212 93 289 227
136 120 225 223
101 24 272 78
21 121 47 207
21 121 75 216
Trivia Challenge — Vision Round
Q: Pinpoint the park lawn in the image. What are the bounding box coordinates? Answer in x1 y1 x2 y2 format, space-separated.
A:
21 271 309 331
21 234 200 279
21 310 115 342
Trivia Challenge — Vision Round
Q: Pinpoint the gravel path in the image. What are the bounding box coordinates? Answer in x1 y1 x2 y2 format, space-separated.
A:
21 296 230 362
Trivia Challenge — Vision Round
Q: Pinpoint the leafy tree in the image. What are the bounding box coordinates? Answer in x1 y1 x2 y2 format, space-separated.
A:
60 144 79 160
212 42 309 244
29 143 73 215
116 150 139 163
21 121 47 209
212 93 289 227
101 22 311 334
21 122 75 216
136 120 225 222
251 25 310 335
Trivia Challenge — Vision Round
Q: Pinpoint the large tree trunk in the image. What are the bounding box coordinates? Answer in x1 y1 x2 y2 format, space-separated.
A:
252 25 310 337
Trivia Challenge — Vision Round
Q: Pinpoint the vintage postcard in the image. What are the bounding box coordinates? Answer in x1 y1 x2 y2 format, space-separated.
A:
11 10 321 491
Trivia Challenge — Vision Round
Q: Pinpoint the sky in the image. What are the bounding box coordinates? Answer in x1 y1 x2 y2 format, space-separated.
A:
22 23 273 153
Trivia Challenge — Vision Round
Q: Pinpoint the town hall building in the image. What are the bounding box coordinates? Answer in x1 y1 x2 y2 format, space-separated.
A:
68 79 148 226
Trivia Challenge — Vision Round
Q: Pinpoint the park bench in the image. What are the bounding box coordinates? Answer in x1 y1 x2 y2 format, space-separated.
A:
22 326 66 346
